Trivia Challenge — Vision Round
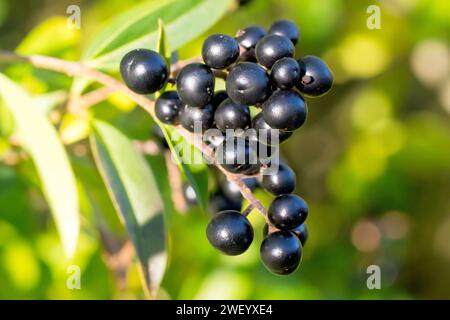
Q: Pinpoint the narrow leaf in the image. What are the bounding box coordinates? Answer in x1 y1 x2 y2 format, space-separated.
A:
90 120 166 297
84 0 233 70
0 73 79 258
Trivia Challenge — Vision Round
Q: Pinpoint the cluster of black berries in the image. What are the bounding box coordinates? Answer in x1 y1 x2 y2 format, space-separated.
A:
120 19 332 275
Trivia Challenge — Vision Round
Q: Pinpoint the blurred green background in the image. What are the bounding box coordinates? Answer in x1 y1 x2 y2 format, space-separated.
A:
1 0 450 299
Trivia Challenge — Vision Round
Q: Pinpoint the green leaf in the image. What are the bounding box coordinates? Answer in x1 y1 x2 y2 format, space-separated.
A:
0 73 79 258
157 124 209 211
156 19 171 68
90 120 166 297
83 0 233 70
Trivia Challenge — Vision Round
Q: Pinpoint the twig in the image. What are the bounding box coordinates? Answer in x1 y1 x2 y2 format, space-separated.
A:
67 86 116 113
0 51 268 219
241 204 254 217
133 139 161 156
164 150 188 213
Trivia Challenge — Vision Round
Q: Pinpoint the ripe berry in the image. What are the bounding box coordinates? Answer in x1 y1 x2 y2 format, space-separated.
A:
252 113 292 146
209 192 242 214
155 91 181 124
296 56 333 97
120 49 168 94
268 19 300 45
270 57 301 90
262 90 307 131
211 90 229 109
262 163 296 195
179 104 214 132
263 223 308 246
236 26 266 50
221 177 257 203
260 231 302 275
202 34 240 69
226 62 270 105
176 63 215 107
255 34 294 69
183 184 198 206
206 210 253 255
214 98 251 132
215 137 258 174
268 194 308 230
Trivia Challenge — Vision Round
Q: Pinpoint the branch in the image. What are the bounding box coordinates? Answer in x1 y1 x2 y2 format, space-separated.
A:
0 51 268 219
67 86 116 113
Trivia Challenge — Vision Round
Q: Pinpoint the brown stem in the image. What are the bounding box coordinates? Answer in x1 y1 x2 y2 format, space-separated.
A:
0 51 268 219
164 150 187 213
67 86 116 113
241 204 254 217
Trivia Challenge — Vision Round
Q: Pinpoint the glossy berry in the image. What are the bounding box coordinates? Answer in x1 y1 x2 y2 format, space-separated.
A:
120 49 168 94
211 90 229 109
202 34 240 69
179 104 214 132
270 57 301 90
296 56 333 97
263 223 308 246
216 137 258 174
214 98 251 132
252 113 292 146
221 178 257 203
262 90 307 131
183 184 198 206
255 34 295 69
260 231 302 275
209 192 242 214
226 62 270 105
262 163 296 195
268 19 300 45
268 194 308 230
155 91 181 124
236 26 266 50
206 210 254 255
176 63 215 107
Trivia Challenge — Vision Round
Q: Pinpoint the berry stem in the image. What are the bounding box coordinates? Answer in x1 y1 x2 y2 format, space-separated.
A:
241 204 254 217
0 50 269 219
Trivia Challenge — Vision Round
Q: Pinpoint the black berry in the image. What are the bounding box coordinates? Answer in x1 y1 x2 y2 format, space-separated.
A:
215 137 258 174
268 194 308 230
263 223 308 246
211 90 229 109
202 34 240 69
155 91 181 124
262 90 307 131
221 177 257 203
176 63 215 107
270 57 301 90
179 104 214 132
268 19 300 45
236 26 266 50
296 56 333 97
226 62 270 105
255 34 295 69
262 163 296 195
252 112 292 146
214 98 251 132
120 49 168 94
206 210 253 255
260 231 302 275
209 192 242 214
